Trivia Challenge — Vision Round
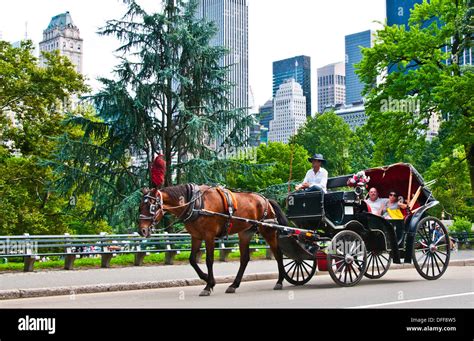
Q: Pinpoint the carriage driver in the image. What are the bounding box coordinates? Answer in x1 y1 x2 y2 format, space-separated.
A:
295 153 328 193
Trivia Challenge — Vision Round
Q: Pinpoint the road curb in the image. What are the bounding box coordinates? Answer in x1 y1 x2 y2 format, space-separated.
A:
0 272 279 301
0 259 472 301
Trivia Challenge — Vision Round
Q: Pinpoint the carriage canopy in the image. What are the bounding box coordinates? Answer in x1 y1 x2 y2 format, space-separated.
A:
328 163 435 207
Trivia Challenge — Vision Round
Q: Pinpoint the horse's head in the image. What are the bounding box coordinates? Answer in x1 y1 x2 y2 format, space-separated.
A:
138 188 165 237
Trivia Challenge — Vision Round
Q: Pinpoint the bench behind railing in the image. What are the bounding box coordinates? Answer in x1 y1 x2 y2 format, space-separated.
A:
0 232 272 272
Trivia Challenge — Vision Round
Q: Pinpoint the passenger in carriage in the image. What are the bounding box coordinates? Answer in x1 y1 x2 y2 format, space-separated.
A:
295 153 328 193
383 191 408 220
365 187 388 216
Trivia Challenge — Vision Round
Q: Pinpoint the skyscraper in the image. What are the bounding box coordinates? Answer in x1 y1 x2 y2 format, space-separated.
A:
345 30 374 105
268 79 307 144
196 0 249 116
258 99 273 130
317 62 345 114
39 12 83 74
386 0 423 27
273 55 311 117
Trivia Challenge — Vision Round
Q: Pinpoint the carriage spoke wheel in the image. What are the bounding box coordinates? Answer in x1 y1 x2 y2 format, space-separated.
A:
327 230 367 287
364 250 391 279
282 256 317 286
413 217 450 280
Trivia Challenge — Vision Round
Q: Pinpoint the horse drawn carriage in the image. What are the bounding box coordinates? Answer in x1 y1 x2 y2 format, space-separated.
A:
139 163 450 295
279 163 450 287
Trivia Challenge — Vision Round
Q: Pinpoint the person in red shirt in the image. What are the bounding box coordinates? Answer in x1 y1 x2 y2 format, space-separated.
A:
150 154 166 188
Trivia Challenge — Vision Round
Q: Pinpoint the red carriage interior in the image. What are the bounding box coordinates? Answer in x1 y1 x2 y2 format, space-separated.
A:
363 163 431 212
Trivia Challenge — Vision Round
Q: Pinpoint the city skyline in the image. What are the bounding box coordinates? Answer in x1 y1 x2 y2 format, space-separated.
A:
0 0 385 112
273 55 311 117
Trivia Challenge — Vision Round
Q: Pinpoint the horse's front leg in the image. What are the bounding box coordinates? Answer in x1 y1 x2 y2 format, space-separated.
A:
200 237 216 296
189 237 208 282
226 228 254 294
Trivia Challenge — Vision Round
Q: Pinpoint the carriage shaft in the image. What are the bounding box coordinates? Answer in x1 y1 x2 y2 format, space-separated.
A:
196 209 315 236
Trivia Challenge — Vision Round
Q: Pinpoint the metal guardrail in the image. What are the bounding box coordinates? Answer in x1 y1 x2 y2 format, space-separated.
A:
450 232 474 244
0 233 271 272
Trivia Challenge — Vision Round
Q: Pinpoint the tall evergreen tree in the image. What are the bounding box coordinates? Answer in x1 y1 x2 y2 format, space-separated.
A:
49 0 253 230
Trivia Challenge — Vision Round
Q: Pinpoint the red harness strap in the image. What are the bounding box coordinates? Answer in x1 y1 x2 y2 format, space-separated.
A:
216 187 238 236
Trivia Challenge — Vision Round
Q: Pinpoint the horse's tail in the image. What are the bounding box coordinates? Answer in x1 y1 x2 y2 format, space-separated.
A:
268 199 289 227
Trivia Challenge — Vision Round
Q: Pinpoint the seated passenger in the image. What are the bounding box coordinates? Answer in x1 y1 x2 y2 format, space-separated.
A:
365 187 387 216
295 154 328 193
383 191 408 220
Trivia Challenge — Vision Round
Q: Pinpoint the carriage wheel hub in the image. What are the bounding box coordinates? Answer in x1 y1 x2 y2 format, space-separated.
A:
429 244 437 253
345 254 354 264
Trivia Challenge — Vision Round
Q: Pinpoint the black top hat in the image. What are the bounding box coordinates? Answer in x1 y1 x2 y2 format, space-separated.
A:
308 153 326 163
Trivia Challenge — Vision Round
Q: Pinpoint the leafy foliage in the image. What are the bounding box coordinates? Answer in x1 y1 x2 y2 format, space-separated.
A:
357 0 474 196
0 40 88 158
424 145 473 220
292 111 353 176
450 216 472 233
0 40 110 236
224 142 310 192
49 0 254 231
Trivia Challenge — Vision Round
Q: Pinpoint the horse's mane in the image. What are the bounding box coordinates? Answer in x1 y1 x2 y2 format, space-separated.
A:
161 184 191 202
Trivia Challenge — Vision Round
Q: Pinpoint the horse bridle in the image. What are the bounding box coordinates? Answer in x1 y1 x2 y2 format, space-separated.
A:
139 189 164 228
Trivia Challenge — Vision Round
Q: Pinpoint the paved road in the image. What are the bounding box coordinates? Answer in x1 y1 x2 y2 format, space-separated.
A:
1 250 472 292
0 260 278 291
1 266 472 308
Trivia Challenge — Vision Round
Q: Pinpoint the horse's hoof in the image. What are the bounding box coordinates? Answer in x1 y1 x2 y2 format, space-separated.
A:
199 290 211 297
273 283 283 290
225 287 236 294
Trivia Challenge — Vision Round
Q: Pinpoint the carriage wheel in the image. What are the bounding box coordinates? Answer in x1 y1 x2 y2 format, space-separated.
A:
327 230 367 287
364 250 391 279
413 217 450 280
282 256 317 286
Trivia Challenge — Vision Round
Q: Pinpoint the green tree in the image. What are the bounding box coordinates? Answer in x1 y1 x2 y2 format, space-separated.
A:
424 146 473 220
0 155 112 235
225 142 310 192
0 40 87 158
292 111 353 176
348 124 375 172
50 0 253 230
0 40 110 235
357 0 474 195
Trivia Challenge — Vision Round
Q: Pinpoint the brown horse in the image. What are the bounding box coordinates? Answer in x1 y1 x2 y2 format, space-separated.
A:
138 184 288 296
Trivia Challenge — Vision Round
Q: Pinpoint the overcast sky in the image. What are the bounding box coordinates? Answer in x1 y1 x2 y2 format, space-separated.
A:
0 0 386 111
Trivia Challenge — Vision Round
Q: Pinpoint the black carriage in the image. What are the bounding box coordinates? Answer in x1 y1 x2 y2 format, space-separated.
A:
278 163 451 287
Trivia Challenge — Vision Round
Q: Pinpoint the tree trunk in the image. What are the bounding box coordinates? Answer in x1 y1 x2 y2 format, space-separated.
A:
466 143 474 198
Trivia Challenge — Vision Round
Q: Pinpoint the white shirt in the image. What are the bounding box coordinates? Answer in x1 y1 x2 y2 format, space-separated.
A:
303 167 328 192
366 198 389 215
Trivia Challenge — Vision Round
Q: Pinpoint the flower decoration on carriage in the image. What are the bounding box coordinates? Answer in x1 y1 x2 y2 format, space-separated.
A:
347 171 371 188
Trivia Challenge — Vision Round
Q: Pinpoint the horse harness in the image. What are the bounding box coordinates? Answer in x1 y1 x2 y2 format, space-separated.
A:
215 186 238 238
176 185 273 238
143 185 273 237
180 184 205 223
214 188 272 238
